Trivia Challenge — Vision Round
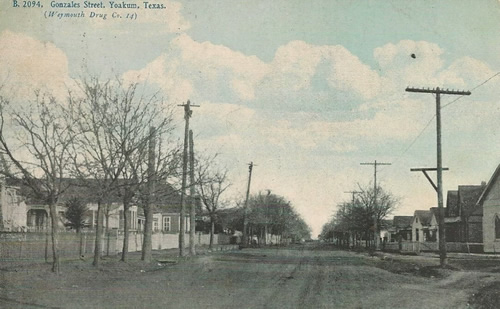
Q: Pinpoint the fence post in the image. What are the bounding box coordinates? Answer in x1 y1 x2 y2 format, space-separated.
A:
44 230 49 262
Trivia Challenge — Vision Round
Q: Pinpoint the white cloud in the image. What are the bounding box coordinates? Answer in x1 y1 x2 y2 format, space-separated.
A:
122 54 194 103
122 36 500 238
0 30 72 100
374 40 445 90
269 40 381 99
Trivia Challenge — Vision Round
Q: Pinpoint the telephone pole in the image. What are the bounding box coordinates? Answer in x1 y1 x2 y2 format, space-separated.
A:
406 86 471 267
344 191 361 204
242 162 254 246
178 100 199 256
360 160 391 250
189 130 196 256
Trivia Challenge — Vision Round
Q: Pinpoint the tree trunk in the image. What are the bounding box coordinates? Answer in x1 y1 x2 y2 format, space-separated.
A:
141 206 153 262
209 217 215 249
143 126 155 262
48 202 60 274
188 130 196 256
93 201 103 267
44 228 49 263
105 207 110 256
121 202 130 262
264 224 268 245
78 230 83 256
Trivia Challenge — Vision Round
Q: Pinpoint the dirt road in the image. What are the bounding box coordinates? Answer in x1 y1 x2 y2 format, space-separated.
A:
0 245 498 308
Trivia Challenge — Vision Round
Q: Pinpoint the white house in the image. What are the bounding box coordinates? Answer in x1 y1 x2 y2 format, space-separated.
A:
1 180 27 231
478 164 500 253
411 209 438 243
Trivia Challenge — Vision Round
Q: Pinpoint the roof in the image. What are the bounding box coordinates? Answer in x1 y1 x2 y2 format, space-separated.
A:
6 177 182 210
379 219 393 229
458 185 485 217
446 190 459 217
393 216 413 229
414 210 434 226
429 207 439 218
477 163 500 206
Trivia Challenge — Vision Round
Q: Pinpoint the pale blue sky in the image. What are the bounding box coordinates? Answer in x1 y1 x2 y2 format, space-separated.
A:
1 0 499 236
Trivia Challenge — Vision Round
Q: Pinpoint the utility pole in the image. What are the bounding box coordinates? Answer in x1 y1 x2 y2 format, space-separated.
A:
242 162 254 247
189 130 196 256
360 160 391 250
178 100 199 256
406 86 471 267
264 189 271 245
344 191 361 204
343 191 360 248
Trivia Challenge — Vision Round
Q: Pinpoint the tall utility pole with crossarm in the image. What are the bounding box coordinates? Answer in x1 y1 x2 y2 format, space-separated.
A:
406 87 471 267
242 162 254 246
360 160 391 250
178 100 199 256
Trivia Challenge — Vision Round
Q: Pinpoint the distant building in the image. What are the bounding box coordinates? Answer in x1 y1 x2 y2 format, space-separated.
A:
0 179 27 231
445 183 486 244
2 178 190 234
411 209 438 243
392 216 413 241
478 164 500 253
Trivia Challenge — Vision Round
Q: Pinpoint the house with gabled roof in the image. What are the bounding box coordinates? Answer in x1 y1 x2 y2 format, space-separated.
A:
379 219 393 243
445 190 460 241
3 177 190 234
412 209 438 242
0 179 27 231
459 184 485 243
478 164 500 253
392 216 413 241
445 183 486 243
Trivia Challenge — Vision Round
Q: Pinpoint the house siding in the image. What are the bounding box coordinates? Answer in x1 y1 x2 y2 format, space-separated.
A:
483 174 500 252
467 215 483 243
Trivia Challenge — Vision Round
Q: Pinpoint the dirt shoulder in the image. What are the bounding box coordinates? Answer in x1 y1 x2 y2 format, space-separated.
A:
1 245 500 308
366 250 500 309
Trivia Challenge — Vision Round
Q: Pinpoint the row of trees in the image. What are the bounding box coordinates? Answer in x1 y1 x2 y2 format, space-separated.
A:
320 184 398 248
0 79 181 273
0 78 313 273
217 191 311 245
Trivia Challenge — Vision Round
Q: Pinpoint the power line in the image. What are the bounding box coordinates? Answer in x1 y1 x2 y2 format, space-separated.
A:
405 86 471 268
360 160 391 251
442 71 500 109
389 71 500 166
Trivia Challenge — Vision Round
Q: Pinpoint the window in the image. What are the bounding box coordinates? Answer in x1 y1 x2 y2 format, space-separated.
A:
119 210 124 229
495 215 500 239
128 209 137 230
163 216 171 232
153 218 159 232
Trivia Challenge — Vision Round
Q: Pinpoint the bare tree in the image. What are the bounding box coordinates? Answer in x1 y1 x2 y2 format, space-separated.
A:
322 183 398 249
0 92 75 273
119 135 180 262
196 157 230 249
70 77 175 266
356 184 398 248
